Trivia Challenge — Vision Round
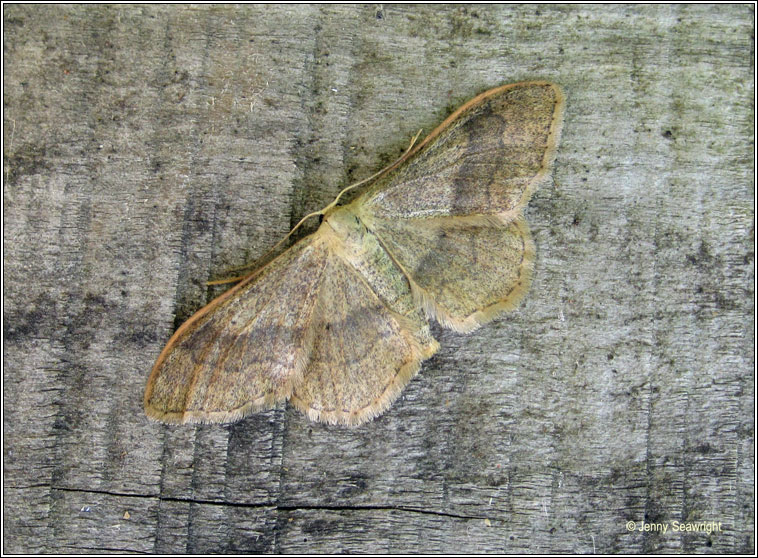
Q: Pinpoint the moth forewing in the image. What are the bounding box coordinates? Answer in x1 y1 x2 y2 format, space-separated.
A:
144 234 330 424
356 81 564 221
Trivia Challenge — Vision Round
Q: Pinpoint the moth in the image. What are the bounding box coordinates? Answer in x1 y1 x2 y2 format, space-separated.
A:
144 81 565 426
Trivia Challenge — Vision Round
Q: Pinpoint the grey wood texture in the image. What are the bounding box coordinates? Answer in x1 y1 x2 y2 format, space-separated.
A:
3 4 754 554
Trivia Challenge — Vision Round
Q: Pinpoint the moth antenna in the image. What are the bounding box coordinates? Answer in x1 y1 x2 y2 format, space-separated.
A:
328 127 424 207
206 274 250 286
206 128 425 286
205 207 324 286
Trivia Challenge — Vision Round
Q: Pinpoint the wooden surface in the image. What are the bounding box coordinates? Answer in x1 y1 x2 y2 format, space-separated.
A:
3 4 754 554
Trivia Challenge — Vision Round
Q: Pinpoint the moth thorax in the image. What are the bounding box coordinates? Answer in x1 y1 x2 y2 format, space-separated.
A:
324 206 365 241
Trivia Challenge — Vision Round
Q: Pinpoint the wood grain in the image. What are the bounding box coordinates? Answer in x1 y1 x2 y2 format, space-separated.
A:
4 4 753 553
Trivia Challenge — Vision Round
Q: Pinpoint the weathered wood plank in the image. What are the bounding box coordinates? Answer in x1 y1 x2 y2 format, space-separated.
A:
4 4 753 554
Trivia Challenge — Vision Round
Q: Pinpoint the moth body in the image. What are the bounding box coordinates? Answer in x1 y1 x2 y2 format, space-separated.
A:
322 204 434 347
145 81 564 426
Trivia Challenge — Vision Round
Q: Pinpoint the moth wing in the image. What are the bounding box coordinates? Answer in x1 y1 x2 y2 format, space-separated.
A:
144 234 331 424
357 81 564 221
290 249 438 426
353 82 563 332
362 214 535 332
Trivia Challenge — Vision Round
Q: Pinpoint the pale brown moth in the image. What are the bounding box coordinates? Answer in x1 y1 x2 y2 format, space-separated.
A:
145 81 565 426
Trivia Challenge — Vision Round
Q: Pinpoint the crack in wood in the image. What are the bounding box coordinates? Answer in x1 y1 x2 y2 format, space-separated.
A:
62 545 150 555
49 486 489 521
